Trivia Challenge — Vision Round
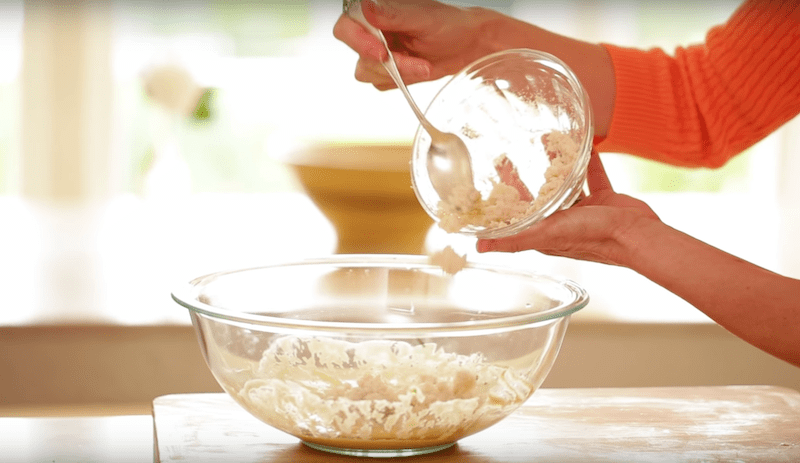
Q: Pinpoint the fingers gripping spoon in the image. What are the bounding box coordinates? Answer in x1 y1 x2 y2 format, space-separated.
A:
343 0 478 201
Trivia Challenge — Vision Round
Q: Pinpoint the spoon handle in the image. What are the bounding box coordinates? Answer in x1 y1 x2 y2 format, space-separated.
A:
377 40 441 137
343 0 441 138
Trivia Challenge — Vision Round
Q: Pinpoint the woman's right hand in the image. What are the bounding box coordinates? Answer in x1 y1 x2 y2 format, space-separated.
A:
333 0 504 90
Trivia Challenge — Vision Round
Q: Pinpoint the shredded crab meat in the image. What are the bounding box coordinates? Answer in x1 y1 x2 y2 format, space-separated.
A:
238 336 533 444
428 246 468 275
436 130 579 233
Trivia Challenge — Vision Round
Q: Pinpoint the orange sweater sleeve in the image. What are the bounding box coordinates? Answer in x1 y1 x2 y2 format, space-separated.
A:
595 0 800 168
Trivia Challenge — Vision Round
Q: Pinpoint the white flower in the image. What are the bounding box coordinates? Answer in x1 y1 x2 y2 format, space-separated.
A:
142 63 203 116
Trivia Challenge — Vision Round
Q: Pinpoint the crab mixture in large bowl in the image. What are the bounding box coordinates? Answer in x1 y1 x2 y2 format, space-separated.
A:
172 254 588 457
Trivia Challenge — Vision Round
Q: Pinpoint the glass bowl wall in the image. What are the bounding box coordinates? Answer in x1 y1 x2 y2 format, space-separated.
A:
412 49 593 238
172 254 589 458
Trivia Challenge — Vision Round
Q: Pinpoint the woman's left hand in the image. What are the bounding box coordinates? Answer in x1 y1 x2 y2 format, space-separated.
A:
477 150 660 267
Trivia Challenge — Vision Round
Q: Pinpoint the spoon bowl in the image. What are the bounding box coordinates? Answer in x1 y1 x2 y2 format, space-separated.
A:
343 0 476 200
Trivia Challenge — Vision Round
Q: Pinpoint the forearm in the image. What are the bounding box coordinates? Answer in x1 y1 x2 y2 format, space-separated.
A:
471 7 615 138
620 218 800 368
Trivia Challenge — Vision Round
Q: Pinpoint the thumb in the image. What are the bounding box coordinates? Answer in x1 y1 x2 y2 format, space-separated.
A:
586 149 614 194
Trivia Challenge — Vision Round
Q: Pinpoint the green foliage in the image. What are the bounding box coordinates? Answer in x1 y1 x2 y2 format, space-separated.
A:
626 150 751 193
138 0 312 57
190 88 216 124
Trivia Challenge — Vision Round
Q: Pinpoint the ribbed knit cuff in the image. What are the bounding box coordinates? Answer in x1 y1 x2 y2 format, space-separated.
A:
595 43 668 160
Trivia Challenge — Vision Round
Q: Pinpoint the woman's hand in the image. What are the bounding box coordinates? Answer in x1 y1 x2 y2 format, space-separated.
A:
333 0 615 137
477 151 661 267
333 0 502 90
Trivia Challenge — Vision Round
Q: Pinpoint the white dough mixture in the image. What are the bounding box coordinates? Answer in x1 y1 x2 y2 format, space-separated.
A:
436 130 580 233
428 246 468 275
238 336 533 446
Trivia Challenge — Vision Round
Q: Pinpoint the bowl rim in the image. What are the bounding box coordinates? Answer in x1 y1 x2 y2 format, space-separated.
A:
410 48 594 239
171 254 589 334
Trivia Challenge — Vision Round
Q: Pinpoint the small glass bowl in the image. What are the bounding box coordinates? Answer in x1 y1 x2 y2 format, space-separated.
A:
411 49 593 239
172 254 589 458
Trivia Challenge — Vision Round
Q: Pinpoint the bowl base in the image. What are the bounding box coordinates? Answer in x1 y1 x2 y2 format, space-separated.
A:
302 441 455 458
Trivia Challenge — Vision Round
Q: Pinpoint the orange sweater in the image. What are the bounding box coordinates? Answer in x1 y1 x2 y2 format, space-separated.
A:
596 0 800 168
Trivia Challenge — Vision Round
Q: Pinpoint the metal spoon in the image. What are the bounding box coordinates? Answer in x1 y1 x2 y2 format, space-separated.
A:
343 0 476 200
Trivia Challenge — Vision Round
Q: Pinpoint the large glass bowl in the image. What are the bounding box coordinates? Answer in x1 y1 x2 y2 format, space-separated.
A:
172 254 589 458
412 49 593 238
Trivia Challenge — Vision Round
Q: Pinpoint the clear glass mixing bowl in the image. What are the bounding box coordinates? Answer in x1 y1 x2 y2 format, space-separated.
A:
172 254 589 458
411 49 593 239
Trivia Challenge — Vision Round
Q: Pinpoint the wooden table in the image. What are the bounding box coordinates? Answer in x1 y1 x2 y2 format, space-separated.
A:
152 386 800 462
3 386 798 463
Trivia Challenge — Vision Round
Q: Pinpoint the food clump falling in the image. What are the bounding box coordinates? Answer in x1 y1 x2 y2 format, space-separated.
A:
428 245 468 275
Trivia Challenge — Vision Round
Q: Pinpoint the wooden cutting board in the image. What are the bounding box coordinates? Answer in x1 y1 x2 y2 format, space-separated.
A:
153 385 800 462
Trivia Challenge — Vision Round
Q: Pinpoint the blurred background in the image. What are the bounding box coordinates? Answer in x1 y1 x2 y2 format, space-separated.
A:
1 0 799 414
